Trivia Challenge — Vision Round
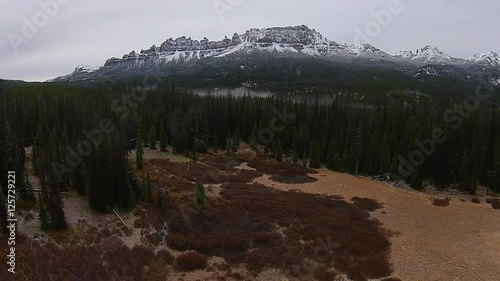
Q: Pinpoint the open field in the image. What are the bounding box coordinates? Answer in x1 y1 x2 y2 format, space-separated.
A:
2 150 500 281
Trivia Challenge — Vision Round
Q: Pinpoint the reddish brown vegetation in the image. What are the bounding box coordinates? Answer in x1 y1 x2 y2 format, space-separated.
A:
491 199 500 210
161 182 392 280
0 235 173 281
313 267 337 281
471 197 481 204
432 197 451 207
175 251 208 271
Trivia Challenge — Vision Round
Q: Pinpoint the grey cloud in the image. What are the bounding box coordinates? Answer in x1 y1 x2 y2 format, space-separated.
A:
0 0 499 81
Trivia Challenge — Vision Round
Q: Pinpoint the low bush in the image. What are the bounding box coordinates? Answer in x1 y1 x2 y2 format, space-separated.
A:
252 232 275 246
432 197 451 207
471 197 481 204
175 251 208 271
314 267 337 281
491 199 500 210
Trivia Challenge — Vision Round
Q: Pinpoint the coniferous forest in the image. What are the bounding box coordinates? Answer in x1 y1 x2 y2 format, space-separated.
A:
1 80 499 230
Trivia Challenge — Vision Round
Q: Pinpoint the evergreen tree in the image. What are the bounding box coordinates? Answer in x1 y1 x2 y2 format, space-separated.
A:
326 138 336 170
309 138 321 168
136 131 144 170
274 141 284 162
232 129 240 152
73 166 87 195
38 199 50 231
160 120 168 152
194 182 207 211
212 131 219 153
149 125 157 150
292 144 299 164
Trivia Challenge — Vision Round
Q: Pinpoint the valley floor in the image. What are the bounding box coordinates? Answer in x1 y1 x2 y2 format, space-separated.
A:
6 147 500 281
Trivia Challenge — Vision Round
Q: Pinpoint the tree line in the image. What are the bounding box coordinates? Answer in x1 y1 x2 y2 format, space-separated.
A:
0 81 499 231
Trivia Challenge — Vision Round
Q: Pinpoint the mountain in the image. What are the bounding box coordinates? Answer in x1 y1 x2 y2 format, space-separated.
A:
468 51 500 68
52 25 500 96
392 45 462 64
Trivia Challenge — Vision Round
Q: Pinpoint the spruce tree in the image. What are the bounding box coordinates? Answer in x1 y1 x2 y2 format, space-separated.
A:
194 182 207 211
149 125 157 150
160 120 168 152
212 132 219 153
136 131 144 170
309 138 321 168
326 138 336 170
274 141 284 162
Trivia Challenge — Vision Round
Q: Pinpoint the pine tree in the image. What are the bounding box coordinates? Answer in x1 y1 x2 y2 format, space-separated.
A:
160 120 168 152
232 129 240 152
292 145 299 164
38 199 50 231
136 129 144 170
149 125 157 150
326 138 336 170
274 141 284 162
73 166 87 195
194 182 207 210
212 132 219 153
309 138 321 168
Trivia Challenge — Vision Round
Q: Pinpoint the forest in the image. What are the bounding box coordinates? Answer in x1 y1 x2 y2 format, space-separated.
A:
0 80 500 231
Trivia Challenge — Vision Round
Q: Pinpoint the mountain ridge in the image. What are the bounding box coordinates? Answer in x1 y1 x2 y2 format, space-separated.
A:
53 25 500 90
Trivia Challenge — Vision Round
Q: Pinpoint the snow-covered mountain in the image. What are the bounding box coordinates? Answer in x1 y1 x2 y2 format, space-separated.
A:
393 45 461 64
103 25 393 68
468 51 500 68
53 25 500 85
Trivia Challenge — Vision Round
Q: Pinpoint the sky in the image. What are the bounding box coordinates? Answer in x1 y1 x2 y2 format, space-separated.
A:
0 0 499 82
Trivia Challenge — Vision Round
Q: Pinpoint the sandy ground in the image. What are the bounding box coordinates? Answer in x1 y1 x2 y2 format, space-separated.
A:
252 168 500 281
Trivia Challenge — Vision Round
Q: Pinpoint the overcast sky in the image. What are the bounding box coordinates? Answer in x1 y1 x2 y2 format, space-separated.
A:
0 0 498 82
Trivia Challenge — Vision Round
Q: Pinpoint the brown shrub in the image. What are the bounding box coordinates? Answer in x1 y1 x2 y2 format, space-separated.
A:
352 197 382 212
491 199 500 210
314 267 337 281
471 197 481 204
167 233 195 251
252 232 275 246
163 182 392 279
175 251 208 271
156 249 174 264
142 257 169 281
432 197 451 207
